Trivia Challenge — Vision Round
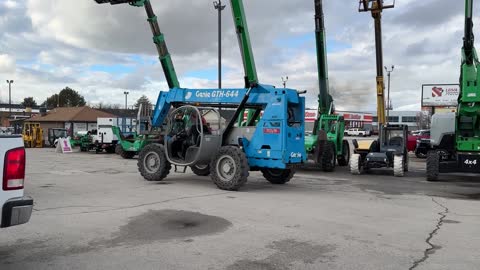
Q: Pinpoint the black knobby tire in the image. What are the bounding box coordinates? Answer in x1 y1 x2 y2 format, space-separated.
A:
426 151 440 182
415 149 427 159
106 146 116 154
191 164 210 176
121 150 136 159
337 140 350 166
137 143 171 182
115 144 123 155
321 141 336 172
210 146 249 191
117 144 135 159
261 168 295 184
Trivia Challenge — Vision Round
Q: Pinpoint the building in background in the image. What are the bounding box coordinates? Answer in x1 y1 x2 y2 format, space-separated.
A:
305 109 373 133
372 111 421 131
0 103 41 127
26 106 116 140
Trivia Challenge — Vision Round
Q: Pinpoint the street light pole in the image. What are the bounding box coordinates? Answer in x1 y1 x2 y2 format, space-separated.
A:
6 80 13 117
384 65 394 124
214 0 226 89
124 91 129 110
281 76 289 88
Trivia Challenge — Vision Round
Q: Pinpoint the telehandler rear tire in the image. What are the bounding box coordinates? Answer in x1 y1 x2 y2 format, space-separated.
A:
261 168 295 184
321 141 336 172
426 151 440 182
210 146 249 191
138 143 171 181
191 164 210 176
337 140 350 166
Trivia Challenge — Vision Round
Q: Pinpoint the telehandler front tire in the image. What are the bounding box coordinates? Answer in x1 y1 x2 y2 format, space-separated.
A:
137 143 171 181
210 146 249 191
393 155 405 177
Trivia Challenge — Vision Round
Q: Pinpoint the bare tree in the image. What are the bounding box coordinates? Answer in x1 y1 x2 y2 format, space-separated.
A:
416 111 431 130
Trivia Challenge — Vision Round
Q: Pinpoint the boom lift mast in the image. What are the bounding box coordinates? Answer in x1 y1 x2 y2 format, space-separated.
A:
231 0 258 88
94 0 306 191
304 0 350 171
95 0 180 89
359 0 394 126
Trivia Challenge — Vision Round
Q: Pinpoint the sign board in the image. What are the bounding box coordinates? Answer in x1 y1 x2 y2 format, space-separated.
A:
422 84 459 107
305 110 318 122
74 123 87 133
56 138 73 153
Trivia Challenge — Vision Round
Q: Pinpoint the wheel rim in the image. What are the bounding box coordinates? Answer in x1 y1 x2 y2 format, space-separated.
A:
216 155 236 182
144 151 161 174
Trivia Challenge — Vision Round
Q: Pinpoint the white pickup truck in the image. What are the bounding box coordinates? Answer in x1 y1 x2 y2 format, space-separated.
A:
0 135 33 228
345 128 370 137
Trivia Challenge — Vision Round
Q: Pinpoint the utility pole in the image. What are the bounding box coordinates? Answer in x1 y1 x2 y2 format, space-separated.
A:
384 65 394 123
124 91 129 110
214 0 226 89
281 76 289 88
6 80 13 117
359 0 394 126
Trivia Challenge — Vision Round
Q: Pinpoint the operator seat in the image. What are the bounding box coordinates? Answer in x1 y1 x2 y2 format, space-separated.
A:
389 137 403 146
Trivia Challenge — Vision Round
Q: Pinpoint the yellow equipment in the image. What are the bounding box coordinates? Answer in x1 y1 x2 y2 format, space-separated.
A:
23 123 44 148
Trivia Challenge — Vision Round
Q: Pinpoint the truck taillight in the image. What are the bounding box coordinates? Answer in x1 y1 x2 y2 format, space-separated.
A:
3 147 26 191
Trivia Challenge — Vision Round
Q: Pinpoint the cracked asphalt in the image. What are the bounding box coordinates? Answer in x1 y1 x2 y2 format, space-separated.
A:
1 148 480 270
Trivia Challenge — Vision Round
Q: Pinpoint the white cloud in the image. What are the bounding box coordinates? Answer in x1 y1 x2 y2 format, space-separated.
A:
0 0 476 112
0 54 15 73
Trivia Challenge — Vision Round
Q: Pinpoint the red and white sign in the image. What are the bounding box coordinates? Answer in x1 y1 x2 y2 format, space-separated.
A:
305 110 318 122
56 138 73 154
422 84 459 107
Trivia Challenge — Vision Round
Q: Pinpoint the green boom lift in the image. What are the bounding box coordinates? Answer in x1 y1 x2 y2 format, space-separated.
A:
304 0 350 172
426 0 480 180
96 0 179 159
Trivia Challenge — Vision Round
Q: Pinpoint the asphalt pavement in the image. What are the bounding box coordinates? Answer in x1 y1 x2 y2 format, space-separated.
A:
1 147 479 270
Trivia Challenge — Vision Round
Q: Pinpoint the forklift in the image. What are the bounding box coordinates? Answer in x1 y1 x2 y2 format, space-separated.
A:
47 128 67 147
350 0 408 177
94 0 306 191
22 123 44 148
426 0 480 181
304 0 349 172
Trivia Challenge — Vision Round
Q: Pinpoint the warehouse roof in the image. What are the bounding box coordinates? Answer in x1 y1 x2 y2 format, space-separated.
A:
27 106 116 122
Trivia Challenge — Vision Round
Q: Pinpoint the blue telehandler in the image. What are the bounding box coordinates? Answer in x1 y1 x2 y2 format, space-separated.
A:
94 0 307 190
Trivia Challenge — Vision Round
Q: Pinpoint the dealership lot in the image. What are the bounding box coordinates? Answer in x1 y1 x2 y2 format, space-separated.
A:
1 148 479 270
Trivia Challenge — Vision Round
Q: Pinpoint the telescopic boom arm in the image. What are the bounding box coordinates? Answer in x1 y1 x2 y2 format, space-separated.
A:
230 0 258 88
94 0 180 89
463 0 475 65
314 0 333 115
359 0 395 126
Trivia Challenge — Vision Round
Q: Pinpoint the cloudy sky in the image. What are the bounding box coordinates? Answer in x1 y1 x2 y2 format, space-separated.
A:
0 0 474 111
